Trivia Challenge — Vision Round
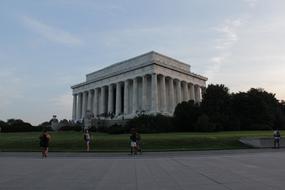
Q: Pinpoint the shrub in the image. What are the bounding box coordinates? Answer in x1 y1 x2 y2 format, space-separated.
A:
173 100 201 131
59 124 82 131
195 114 215 132
126 114 174 133
1 119 41 132
106 124 129 134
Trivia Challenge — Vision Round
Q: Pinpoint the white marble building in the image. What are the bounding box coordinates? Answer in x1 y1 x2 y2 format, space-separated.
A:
71 51 207 121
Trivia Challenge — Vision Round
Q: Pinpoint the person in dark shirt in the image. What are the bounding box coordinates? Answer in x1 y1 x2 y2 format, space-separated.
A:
39 129 51 158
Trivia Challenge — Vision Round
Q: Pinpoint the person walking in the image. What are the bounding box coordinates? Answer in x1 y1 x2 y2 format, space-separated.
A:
136 131 142 154
84 130 91 152
39 129 51 158
130 128 137 155
273 129 281 149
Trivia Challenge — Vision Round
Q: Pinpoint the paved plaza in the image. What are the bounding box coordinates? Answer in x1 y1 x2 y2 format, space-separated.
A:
1 149 285 190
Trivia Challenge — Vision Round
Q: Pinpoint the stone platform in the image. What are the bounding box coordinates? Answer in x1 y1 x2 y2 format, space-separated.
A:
240 137 284 148
1 149 285 190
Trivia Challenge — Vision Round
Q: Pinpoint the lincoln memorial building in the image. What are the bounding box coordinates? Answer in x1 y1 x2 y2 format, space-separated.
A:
71 51 207 121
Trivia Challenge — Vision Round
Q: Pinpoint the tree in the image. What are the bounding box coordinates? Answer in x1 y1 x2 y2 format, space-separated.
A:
127 114 174 133
2 118 34 132
274 100 285 130
7 119 32 128
0 120 8 128
280 100 285 114
201 84 232 131
173 100 201 131
195 114 214 132
232 88 279 130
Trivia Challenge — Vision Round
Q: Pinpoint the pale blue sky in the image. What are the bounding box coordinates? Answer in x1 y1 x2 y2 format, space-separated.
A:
1 0 285 125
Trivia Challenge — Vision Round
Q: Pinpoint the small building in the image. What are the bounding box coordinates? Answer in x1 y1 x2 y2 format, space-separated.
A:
71 51 207 121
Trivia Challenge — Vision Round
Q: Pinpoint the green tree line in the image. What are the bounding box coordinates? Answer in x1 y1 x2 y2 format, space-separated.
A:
1 84 284 133
173 84 285 132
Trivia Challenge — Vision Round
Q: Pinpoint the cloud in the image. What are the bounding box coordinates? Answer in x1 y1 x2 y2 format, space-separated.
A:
213 19 242 50
243 0 258 7
205 13 285 100
21 16 82 46
205 19 243 80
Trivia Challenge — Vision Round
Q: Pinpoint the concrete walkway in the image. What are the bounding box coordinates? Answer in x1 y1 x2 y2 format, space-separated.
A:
1 149 284 190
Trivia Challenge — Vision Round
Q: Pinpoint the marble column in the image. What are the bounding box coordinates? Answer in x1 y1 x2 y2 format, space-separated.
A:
77 93 82 120
87 90 92 111
72 94 77 120
93 88 98 117
123 80 129 115
100 86 106 114
151 73 158 113
161 75 166 112
116 82 122 116
132 78 138 114
108 84 114 114
141 76 147 111
190 83 195 102
169 78 175 113
195 85 201 102
183 81 189 101
82 91 88 118
177 80 182 104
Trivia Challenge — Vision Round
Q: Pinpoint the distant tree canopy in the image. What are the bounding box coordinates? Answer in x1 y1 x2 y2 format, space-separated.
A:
0 118 78 132
202 84 231 115
173 100 201 131
231 88 279 130
173 84 285 132
280 100 285 114
126 114 174 133
0 119 36 132
201 84 232 131
1 84 284 133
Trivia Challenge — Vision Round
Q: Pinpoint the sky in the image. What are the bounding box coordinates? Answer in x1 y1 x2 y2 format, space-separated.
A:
0 0 285 125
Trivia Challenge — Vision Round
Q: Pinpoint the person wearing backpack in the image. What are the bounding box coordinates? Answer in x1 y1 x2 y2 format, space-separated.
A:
273 129 281 149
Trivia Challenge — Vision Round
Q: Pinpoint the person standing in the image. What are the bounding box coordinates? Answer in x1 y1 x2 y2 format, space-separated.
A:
273 129 281 149
39 129 51 158
84 130 91 152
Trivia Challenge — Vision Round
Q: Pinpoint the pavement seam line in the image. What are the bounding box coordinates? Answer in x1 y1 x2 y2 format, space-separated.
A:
172 158 233 190
134 157 139 190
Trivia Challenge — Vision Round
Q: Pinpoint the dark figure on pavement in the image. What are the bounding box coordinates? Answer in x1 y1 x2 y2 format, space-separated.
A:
273 129 281 149
136 131 142 154
39 129 51 158
84 130 91 152
130 128 137 155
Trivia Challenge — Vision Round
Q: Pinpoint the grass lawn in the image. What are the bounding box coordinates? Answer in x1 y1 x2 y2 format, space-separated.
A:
0 131 278 152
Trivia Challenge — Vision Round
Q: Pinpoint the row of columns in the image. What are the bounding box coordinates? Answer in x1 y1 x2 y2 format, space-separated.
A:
72 74 204 121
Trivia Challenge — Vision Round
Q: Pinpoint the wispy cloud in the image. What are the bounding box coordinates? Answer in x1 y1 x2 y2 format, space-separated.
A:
21 16 82 46
205 19 243 81
214 19 242 50
243 0 258 7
